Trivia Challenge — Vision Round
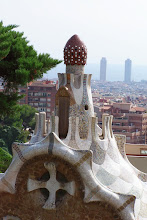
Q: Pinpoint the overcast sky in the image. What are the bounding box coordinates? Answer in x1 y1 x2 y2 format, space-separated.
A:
1 0 147 65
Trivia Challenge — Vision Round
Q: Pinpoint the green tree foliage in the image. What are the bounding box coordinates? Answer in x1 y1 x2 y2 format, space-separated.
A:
0 147 12 173
0 21 62 116
0 125 22 154
0 21 16 61
3 104 37 130
18 104 37 129
0 104 37 154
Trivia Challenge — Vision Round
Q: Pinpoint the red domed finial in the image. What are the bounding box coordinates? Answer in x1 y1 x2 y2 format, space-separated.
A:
64 35 87 65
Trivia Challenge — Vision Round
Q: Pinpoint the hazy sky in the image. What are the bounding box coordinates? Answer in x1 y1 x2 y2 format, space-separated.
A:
1 0 147 65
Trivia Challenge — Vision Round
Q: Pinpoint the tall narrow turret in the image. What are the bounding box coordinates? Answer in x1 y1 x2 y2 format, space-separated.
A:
56 35 94 139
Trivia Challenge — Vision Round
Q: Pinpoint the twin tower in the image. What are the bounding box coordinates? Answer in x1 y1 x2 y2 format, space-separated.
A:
100 57 132 83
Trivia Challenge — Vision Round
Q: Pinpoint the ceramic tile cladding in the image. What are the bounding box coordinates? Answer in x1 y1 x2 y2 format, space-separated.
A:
66 64 85 75
0 155 121 220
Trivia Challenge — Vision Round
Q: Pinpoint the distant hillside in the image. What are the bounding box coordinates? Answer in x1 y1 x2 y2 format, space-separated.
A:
44 62 147 82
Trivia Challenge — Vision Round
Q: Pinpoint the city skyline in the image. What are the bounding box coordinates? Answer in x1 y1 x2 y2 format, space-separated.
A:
46 60 147 82
1 0 147 65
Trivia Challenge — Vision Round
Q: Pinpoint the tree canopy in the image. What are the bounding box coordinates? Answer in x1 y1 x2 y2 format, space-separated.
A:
0 22 16 61
0 104 37 154
0 21 62 116
0 147 12 173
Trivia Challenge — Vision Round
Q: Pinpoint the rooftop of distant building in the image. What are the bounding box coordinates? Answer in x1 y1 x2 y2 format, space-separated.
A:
28 80 56 87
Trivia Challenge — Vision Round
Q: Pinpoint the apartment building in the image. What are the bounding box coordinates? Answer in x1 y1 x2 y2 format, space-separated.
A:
19 80 57 119
95 102 147 144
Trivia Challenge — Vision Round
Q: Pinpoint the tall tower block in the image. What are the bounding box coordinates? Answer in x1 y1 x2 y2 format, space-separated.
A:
100 57 107 81
124 59 132 83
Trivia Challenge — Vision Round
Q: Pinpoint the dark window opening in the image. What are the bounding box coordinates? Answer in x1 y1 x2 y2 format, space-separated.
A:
38 172 50 201
59 96 69 139
85 105 88 110
56 189 67 205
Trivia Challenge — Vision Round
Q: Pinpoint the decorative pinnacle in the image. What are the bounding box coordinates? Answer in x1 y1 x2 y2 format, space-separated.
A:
64 35 87 65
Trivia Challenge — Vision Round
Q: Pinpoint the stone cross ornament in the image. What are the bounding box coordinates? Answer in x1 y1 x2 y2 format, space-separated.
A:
27 162 75 210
